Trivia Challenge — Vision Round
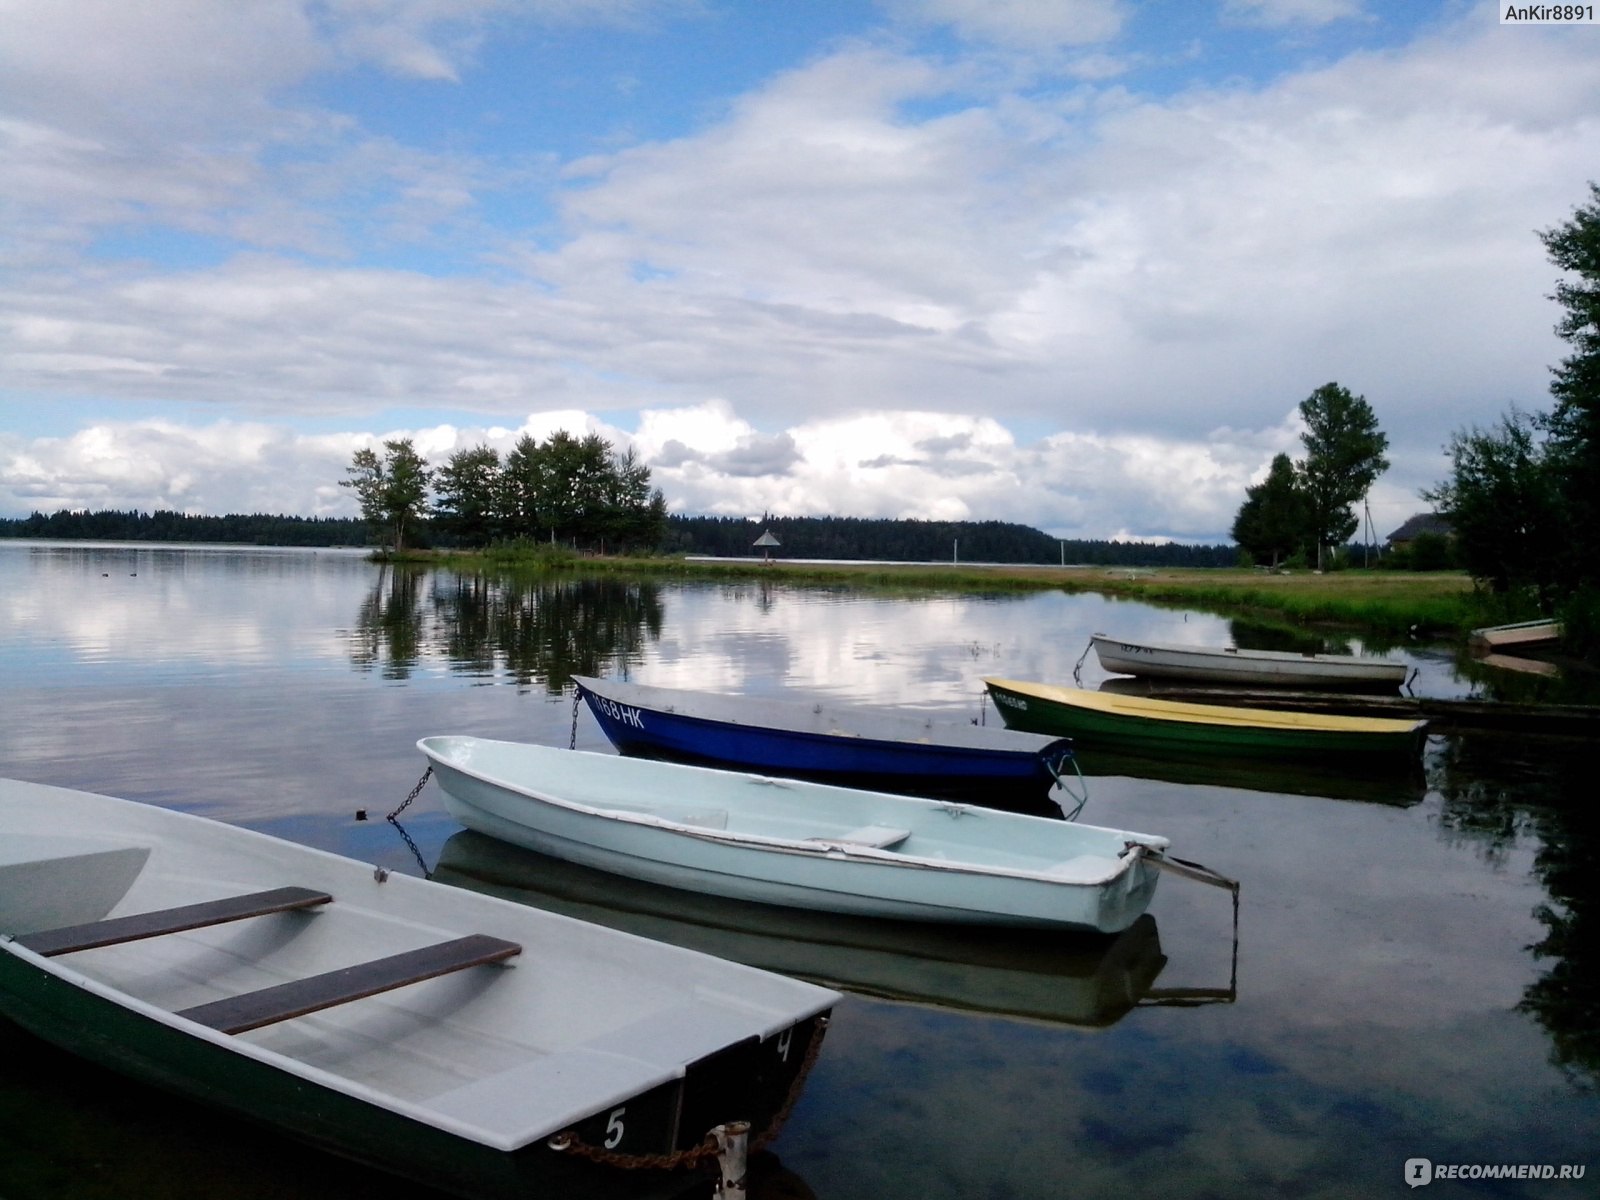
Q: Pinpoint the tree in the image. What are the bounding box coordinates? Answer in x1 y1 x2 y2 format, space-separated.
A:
339 439 432 552
1423 409 1562 605
1297 382 1389 568
500 434 546 541
432 444 501 547
1231 453 1310 567
1540 181 1600 590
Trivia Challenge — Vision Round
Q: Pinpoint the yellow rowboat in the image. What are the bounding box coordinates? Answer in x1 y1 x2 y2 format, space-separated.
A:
984 679 1428 759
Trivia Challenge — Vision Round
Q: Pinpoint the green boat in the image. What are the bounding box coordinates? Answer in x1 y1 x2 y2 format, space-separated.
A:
1 777 837 1200
984 678 1427 759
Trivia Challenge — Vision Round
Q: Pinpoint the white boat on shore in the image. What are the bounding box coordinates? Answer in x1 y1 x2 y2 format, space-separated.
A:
1468 619 1562 652
0 777 837 1200
1089 633 1408 690
418 736 1174 934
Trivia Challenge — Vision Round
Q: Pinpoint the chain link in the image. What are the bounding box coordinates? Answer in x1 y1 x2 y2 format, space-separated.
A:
570 688 582 749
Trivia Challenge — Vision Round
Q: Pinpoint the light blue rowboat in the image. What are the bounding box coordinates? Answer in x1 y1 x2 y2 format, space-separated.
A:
418 737 1173 934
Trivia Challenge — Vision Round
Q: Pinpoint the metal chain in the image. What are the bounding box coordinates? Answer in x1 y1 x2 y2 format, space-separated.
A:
387 764 432 821
383 765 435 878
570 688 581 749
547 1014 830 1169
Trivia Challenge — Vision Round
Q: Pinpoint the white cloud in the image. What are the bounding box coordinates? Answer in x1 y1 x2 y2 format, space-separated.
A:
887 0 1129 48
1222 0 1371 28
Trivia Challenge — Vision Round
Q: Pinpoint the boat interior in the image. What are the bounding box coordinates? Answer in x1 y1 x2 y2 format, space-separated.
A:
1 784 831 1152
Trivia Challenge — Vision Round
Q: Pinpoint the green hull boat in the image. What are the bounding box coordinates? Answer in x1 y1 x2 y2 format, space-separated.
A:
984 678 1427 759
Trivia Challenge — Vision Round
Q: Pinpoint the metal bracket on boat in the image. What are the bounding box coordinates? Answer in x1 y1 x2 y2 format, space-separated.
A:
1046 749 1088 821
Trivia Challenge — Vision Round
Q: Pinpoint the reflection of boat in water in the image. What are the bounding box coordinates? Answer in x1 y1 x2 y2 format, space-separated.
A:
1071 742 1430 807
433 831 1234 1029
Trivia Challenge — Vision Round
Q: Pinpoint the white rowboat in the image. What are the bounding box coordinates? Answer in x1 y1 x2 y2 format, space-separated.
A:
418 736 1172 934
0 777 837 1199
1089 632 1408 690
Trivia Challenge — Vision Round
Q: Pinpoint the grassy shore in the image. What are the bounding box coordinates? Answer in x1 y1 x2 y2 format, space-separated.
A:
406 546 1503 640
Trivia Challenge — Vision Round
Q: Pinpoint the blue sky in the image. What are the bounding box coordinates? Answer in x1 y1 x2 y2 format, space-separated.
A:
2 0 1597 542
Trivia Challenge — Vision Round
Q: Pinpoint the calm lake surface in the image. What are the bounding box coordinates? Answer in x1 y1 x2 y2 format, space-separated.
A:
1 542 1594 1200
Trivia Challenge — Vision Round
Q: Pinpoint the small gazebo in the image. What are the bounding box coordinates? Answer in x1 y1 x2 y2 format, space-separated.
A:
753 528 781 563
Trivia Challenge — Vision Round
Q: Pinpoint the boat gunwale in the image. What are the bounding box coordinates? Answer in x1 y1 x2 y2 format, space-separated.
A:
418 738 1167 887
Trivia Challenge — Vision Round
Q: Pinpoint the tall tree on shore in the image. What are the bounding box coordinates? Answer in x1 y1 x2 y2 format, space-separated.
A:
340 438 432 553
1424 408 1562 604
1297 382 1389 568
1540 181 1600 590
1231 452 1310 567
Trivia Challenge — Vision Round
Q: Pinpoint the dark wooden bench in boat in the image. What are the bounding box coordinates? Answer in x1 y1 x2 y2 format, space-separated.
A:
14 886 334 957
176 934 523 1035
15 886 523 1036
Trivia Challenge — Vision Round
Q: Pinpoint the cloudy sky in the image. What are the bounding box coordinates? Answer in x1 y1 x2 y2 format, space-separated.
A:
2 0 1596 544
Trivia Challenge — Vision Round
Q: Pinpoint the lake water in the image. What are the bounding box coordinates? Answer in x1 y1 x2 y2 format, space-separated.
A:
1 542 1594 1200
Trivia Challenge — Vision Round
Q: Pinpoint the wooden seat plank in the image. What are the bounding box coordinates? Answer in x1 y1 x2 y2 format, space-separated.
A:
175 934 522 1035
15 887 333 957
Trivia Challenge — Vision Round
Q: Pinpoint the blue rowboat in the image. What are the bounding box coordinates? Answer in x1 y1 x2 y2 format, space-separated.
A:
571 676 1077 814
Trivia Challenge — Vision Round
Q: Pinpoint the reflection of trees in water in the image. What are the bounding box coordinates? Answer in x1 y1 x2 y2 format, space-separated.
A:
347 565 427 680
346 569 664 692
1226 618 1356 657
1430 732 1598 1090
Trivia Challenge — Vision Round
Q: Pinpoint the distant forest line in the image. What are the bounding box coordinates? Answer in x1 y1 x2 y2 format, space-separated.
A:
0 508 1237 567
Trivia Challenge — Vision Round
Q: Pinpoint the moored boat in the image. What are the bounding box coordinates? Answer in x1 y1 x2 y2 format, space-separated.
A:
1468 619 1562 651
432 830 1206 1029
572 674 1075 812
418 736 1174 934
0 777 837 1200
1089 633 1408 690
984 678 1428 759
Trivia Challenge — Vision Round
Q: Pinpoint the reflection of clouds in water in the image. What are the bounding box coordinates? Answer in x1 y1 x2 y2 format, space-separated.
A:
0 544 374 678
637 587 1249 710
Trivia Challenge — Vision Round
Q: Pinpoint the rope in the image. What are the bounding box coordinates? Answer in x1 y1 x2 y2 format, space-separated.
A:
1071 637 1094 685
1139 849 1241 1002
547 1014 830 1169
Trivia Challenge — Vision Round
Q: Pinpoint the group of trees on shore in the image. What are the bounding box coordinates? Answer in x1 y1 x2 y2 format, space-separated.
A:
0 509 367 545
1230 382 1390 571
341 430 668 554
0 506 1237 566
1426 183 1600 650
